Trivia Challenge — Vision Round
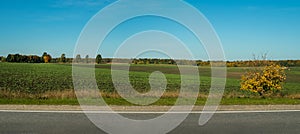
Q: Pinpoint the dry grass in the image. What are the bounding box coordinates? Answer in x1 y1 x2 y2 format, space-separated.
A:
0 90 209 99
0 90 298 100
0 90 76 99
285 94 300 99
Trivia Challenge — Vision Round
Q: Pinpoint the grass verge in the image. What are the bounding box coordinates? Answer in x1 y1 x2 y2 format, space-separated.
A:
0 97 299 105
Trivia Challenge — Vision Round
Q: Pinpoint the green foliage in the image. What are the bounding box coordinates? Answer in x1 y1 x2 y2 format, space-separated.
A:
6 54 42 63
60 54 66 63
42 52 52 63
96 54 102 64
75 54 81 63
85 55 89 63
0 56 5 62
226 60 300 67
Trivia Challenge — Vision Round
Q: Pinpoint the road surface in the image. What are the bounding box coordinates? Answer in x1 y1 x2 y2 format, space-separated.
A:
0 110 299 134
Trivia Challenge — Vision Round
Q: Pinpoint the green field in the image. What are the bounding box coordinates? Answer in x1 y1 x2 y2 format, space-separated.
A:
0 63 299 105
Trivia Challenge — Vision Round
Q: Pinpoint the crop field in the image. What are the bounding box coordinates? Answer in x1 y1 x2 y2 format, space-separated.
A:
0 63 299 105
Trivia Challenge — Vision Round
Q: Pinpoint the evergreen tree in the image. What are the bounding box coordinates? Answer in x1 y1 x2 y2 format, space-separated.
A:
96 54 102 64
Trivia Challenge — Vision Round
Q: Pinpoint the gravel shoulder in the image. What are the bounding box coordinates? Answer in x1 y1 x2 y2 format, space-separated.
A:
0 105 300 112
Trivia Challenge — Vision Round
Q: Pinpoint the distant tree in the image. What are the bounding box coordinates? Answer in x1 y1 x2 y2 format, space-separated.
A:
28 55 41 63
1 57 6 62
14 54 21 62
41 52 52 63
43 55 52 63
6 54 20 62
66 58 72 63
103 58 111 64
85 55 89 63
96 54 102 64
6 53 44 63
60 54 66 63
75 54 81 63
41 52 47 63
6 54 12 62
20 55 28 62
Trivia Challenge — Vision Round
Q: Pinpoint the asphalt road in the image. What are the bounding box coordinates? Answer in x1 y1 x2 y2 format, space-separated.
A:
0 111 299 134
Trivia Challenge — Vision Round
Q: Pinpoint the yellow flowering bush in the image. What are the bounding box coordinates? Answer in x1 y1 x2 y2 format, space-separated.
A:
241 64 287 96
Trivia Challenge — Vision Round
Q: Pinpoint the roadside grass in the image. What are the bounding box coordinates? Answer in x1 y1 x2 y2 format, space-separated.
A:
0 89 299 105
0 97 299 105
0 63 300 105
220 98 300 105
0 98 79 105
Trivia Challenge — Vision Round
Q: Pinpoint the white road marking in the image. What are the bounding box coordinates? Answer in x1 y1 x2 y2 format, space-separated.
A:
0 110 299 114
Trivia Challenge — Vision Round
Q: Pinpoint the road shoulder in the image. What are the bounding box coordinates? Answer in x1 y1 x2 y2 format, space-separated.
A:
0 105 300 112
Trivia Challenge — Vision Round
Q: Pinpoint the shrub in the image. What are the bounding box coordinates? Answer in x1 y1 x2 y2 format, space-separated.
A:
240 64 287 96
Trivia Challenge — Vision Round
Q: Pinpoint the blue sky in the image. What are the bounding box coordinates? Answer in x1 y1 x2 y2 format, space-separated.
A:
0 0 300 60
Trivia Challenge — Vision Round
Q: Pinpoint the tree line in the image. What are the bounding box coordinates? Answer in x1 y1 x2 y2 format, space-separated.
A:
0 52 102 64
1 53 300 67
226 60 300 67
3 52 52 63
131 58 300 67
